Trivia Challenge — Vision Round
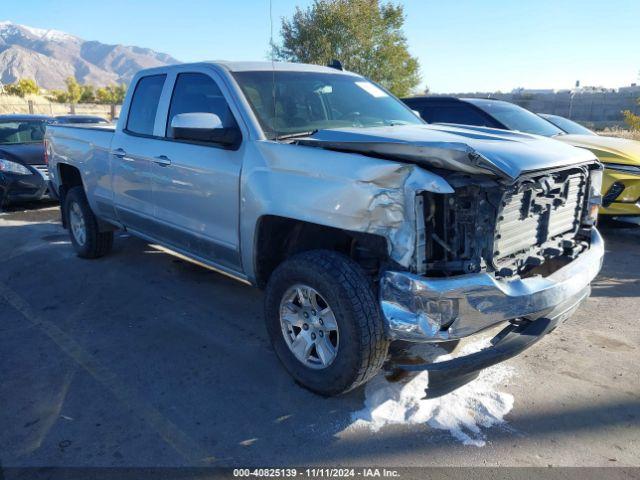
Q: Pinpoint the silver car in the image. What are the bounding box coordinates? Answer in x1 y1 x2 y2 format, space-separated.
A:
45 62 604 397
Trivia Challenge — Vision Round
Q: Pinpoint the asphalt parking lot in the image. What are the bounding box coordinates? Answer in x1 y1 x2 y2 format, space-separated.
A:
0 203 639 468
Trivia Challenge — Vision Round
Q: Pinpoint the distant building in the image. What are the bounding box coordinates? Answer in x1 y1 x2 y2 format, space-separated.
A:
619 83 640 94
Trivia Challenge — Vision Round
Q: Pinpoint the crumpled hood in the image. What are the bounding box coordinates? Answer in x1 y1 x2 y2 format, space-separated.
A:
555 134 640 166
296 124 597 180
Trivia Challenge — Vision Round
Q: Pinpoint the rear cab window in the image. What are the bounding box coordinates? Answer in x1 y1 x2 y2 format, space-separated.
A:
126 74 167 136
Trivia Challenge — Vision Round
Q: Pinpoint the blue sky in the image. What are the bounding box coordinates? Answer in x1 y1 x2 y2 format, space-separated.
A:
3 0 638 92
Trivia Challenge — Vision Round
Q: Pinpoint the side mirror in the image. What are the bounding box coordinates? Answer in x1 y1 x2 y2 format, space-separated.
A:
411 109 421 118
170 112 240 146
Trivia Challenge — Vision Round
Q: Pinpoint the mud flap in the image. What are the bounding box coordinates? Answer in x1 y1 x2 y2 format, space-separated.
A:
390 317 558 399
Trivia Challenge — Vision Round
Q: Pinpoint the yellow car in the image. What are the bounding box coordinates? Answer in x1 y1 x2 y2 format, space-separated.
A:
540 114 640 221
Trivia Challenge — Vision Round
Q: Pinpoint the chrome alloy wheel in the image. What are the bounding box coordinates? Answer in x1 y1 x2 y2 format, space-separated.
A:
279 284 339 369
69 202 87 246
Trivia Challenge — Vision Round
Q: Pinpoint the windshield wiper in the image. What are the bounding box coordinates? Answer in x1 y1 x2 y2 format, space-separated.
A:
275 130 318 141
385 120 411 126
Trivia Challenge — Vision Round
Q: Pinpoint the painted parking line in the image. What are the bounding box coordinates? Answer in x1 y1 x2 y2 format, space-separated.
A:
0 281 216 465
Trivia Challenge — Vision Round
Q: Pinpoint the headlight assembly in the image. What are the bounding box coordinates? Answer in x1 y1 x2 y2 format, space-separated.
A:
584 166 603 225
0 158 32 175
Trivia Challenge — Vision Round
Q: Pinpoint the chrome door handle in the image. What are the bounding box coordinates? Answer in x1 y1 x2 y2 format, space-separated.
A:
113 148 133 161
153 155 172 167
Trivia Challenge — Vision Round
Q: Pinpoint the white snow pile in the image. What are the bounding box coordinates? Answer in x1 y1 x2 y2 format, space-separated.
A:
0 217 58 227
349 339 515 447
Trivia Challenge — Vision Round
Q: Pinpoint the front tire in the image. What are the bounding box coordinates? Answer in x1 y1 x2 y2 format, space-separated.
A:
265 250 389 396
64 186 113 258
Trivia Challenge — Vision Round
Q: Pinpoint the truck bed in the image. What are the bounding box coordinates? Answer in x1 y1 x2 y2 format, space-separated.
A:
46 123 116 213
46 124 115 158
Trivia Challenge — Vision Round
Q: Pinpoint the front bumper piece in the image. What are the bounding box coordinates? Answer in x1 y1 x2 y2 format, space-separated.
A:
380 228 604 341
379 228 604 398
390 292 586 398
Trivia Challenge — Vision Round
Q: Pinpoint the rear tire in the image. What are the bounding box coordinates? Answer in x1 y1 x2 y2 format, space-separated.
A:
265 250 389 396
64 186 113 258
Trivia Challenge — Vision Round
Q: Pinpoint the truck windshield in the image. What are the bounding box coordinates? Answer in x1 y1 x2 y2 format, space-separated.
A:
0 120 47 144
467 99 564 137
232 71 423 139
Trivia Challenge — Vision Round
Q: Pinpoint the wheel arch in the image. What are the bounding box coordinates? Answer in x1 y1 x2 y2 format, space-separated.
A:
57 163 84 228
57 164 114 232
253 215 390 288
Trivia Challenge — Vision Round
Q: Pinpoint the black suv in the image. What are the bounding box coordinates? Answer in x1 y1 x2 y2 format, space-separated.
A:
402 96 564 137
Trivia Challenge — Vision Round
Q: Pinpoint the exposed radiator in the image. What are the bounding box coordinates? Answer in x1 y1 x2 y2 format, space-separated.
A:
493 170 586 271
421 167 591 277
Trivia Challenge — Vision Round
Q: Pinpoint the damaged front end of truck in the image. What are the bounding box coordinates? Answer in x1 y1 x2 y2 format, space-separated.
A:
295 124 605 397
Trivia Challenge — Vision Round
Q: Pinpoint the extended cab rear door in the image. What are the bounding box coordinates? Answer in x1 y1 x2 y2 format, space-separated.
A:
111 73 169 233
147 67 244 272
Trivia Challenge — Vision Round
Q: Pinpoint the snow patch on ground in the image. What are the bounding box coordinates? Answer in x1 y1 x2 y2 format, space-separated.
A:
0 207 59 227
0 218 57 227
349 339 515 447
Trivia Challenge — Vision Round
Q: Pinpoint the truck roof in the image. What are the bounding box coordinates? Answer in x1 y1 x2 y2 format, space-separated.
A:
150 61 358 75
219 61 356 74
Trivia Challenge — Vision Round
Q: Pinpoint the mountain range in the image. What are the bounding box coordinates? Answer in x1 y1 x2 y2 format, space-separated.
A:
0 21 180 89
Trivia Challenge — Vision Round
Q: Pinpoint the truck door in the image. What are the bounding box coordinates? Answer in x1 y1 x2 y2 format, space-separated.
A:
111 73 168 234
149 70 243 271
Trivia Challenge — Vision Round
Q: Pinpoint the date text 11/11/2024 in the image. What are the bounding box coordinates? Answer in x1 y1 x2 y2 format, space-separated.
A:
232 468 401 477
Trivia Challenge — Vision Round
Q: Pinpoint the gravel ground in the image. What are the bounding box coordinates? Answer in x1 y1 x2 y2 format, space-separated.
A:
0 204 638 469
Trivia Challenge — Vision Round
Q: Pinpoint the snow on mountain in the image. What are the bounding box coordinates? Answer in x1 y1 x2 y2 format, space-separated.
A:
0 21 179 89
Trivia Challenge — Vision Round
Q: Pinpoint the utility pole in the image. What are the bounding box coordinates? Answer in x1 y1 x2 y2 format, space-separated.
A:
569 80 580 119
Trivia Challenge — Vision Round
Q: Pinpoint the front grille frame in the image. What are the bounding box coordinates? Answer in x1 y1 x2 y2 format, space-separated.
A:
419 163 598 279
490 166 588 275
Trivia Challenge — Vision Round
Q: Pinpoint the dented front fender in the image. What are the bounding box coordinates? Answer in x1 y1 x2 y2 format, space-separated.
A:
239 141 453 281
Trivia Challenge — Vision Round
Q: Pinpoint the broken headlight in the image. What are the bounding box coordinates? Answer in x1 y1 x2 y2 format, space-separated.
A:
584 166 603 225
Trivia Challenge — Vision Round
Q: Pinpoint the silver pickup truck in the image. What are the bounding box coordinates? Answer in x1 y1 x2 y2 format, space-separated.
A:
46 61 604 397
